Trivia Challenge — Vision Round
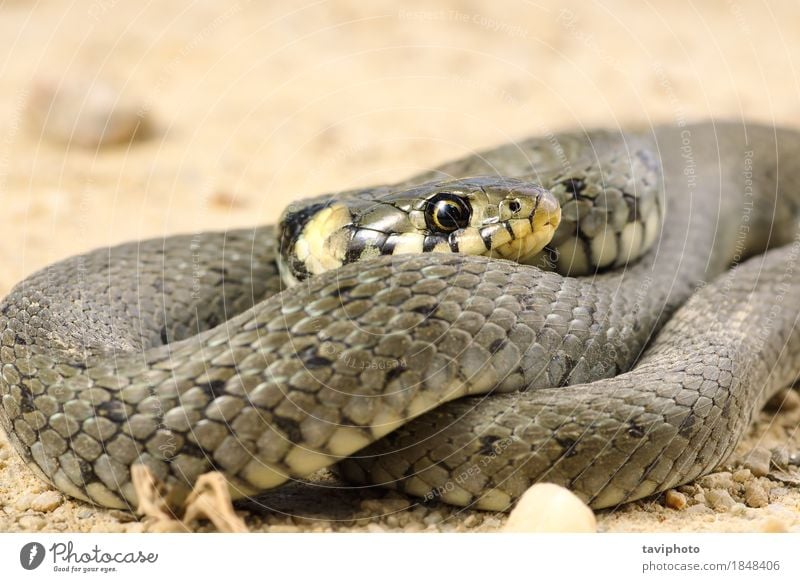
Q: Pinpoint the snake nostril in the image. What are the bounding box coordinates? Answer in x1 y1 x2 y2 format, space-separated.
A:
509 200 521 213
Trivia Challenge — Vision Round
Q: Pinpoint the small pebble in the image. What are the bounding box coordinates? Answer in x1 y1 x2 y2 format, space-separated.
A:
13 493 37 511
0 447 11 460
410 507 429 520
382 497 412 512
732 469 752 483
768 487 788 503
18 515 46 531
28 76 149 148
770 448 789 469
698 472 735 490
503 483 597 533
744 482 768 508
30 491 63 513
664 489 687 510
50 505 70 520
706 489 736 512
366 523 386 533
463 514 481 528
423 511 444 526
743 447 772 477
765 387 800 411
210 191 247 209
77 509 95 519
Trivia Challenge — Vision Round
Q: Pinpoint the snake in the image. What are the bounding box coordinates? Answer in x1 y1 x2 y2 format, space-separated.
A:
2 121 800 514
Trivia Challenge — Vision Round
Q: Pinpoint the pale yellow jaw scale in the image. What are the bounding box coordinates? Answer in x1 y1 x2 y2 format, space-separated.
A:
492 195 561 261
294 203 352 276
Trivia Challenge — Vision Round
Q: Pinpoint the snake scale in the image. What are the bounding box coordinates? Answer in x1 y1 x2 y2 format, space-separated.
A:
2 121 800 513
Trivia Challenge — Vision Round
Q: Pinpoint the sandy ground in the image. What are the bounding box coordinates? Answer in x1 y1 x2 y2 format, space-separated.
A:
1 0 800 533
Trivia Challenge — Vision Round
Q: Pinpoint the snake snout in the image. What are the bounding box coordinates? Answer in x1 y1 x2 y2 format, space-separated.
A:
482 185 561 262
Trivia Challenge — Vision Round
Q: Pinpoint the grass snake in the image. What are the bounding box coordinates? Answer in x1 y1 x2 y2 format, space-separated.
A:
1 121 799 511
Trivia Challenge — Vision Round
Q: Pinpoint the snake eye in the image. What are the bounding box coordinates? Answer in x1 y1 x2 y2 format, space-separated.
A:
424 193 472 233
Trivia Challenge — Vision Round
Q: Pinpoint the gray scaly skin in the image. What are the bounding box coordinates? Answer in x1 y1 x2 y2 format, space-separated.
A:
1 121 799 511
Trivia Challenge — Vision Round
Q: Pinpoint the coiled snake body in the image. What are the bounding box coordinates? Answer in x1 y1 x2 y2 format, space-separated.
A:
2 122 800 511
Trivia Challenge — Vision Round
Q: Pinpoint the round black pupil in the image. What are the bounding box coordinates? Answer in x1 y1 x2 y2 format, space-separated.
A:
435 201 464 230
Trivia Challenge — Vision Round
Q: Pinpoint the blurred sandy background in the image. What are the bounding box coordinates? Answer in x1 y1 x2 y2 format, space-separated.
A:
1 0 799 532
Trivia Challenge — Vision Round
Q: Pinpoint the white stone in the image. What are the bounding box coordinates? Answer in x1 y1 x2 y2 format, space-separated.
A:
503 483 597 533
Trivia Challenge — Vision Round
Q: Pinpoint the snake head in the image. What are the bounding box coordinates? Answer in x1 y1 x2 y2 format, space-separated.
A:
278 176 560 285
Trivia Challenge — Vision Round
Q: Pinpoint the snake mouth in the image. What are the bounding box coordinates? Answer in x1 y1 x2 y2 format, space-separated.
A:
483 193 561 262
